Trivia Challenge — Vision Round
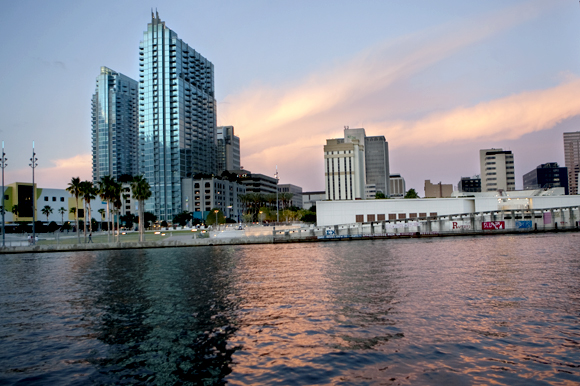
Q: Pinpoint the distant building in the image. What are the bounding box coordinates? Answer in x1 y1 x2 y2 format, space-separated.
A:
324 138 365 200
278 184 303 208
479 148 515 192
523 162 568 194
563 131 580 194
365 184 377 199
232 170 278 195
302 191 325 210
458 176 481 193
91 66 138 183
216 126 240 173
139 12 217 222
182 177 246 222
389 173 406 198
424 180 453 198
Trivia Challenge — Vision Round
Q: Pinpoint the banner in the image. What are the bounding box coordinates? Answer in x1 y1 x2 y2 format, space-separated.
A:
482 221 505 230
543 212 552 225
515 220 533 229
450 221 472 231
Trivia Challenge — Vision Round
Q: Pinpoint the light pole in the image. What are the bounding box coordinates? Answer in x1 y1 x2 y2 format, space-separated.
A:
214 209 219 230
30 141 38 244
1 142 7 248
275 165 279 224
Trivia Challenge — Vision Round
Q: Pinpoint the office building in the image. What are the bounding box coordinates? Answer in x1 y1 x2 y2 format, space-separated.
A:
278 184 303 208
523 162 568 194
564 131 580 195
424 180 453 198
389 173 406 198
325 127 390 200
458 176 481 193
302 191 325 209
182 177 246 222
91 67 138 183
324 137 366 200
479 148 515 192
232 170 278 195
216 126 240 173
139 12 217 222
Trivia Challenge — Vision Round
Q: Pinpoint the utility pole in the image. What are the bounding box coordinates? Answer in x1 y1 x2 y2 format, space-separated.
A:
30 142 38 244
275 165 279 223
1 142 7 248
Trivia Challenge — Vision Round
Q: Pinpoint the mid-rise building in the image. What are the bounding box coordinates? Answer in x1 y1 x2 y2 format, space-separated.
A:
324 127 390 200
424 180 453 198
182 177 246 222
232 170 278 195
216 126 240 173
91 67 138 183
479 148 515 192
458 176 481 193
324 138 365 200
564 131 580 195
389 173 406 198
139 12 217 222
523 162 568 194
302 191 325 209
278 184 303 208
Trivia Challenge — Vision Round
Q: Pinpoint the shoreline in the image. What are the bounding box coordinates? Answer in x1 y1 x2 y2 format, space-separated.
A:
0 226 577 254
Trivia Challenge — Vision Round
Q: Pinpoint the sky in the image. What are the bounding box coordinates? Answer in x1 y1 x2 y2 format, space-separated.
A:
1 0 580 196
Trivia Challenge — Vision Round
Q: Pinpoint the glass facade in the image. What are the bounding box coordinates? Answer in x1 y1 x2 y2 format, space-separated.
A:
139 13 217 221
91 67 138 183
364 136 390 196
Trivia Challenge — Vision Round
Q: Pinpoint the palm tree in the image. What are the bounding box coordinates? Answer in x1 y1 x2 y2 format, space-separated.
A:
96 175 116 241
108 180 122 242
58 207 67 225
11 204 19 219
98 208 105 231
66 177 82 243
131 175 152 242
41 205 53 223
79 181 96 243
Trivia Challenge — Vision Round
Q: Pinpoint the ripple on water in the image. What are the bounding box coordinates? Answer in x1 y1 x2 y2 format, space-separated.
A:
0 234 579 385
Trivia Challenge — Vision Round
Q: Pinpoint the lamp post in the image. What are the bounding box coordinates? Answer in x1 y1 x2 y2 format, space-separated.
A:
214 209 219 231
1 142 7 248
275 165 279 224
29 141 38 245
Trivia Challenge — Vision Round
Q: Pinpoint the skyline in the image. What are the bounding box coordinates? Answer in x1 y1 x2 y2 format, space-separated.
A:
1 0 580 196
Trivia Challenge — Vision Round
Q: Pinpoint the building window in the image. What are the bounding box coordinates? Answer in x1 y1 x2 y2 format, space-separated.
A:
367 214 375 222
398 213 406 219
355 214 364 223
44 196 48 201
52 197 56 201
60 197 64 202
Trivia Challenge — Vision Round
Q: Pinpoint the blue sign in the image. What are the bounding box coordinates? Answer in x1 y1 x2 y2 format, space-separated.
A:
515 220 532 229
325 229 336 236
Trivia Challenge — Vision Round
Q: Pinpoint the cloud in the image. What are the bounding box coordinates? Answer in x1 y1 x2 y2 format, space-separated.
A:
6 153 92 189
375 77 580 147
217 1 557 190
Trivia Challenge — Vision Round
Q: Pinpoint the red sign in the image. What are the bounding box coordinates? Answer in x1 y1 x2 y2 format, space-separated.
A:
482 221 505 230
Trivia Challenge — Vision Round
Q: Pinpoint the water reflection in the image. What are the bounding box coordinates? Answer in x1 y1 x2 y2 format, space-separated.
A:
0 234 579 385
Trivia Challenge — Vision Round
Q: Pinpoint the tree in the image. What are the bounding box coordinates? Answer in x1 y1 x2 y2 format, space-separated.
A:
58 207 67 225
98 208 106 230
66 177 82 243
41 205 53 222
96 175 116 241
120 213 137 229
375 191 386 199
11 204 19 218
173 211 192 227
404 188 420 199
206 208 225 226
69 207 76 230
79 181 96 242
131 175 152 242
47 221 59 233
143 211 157 229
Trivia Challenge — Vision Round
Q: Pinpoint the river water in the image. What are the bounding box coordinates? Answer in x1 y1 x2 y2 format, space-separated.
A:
1 233 579 385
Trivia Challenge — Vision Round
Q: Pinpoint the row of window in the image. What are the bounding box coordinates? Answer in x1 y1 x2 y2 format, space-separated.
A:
355 212 439 223
44 196 65 202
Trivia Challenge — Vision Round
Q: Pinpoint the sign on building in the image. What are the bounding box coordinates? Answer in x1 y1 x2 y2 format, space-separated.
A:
482 221 505 230
515 220 533 229
449 221 472 231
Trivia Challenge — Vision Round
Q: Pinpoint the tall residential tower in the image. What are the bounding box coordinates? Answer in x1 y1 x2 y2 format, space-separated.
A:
91 67 138 183
139 12 217 221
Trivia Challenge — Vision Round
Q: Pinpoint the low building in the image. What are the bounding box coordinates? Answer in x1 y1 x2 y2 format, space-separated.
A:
302 191 325 210
458 176 481 193
231 170 278 195
317 187 578 226
278 184 303 208
424 180 453 198
523 162 568 194
2 182 107 226
182 177 246 222
389 173 406 198
365 184 377 199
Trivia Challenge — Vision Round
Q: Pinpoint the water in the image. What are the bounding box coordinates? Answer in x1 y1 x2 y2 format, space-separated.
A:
1 233 579 385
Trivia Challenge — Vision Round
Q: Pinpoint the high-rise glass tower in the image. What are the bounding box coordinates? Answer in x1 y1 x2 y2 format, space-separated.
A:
139 12 217 221
91 66 139 183
216 126 240 173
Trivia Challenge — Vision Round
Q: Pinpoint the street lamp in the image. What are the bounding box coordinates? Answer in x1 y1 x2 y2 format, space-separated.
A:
1 142 7 248
214 209 219 230
29 141 38 245
259 210 263 224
